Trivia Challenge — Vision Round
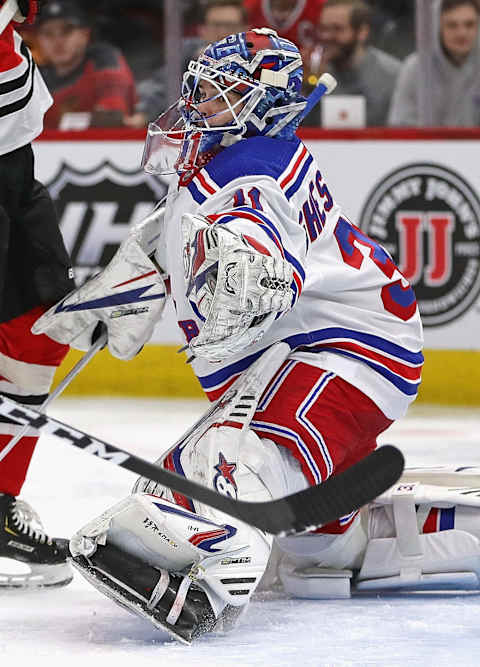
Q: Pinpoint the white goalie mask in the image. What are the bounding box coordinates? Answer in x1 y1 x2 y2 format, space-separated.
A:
141 28 306 178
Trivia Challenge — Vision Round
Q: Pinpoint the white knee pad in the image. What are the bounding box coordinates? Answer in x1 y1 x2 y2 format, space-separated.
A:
134 425 293 509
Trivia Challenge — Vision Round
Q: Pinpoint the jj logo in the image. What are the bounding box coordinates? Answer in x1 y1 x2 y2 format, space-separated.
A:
395 212 455 287
360 163 480 327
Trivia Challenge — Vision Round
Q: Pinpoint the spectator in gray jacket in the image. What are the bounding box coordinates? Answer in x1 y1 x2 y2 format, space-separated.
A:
389 0 480 126
304 0 401 127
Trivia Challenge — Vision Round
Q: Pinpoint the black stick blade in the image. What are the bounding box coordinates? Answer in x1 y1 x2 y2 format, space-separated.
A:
230 445 405 535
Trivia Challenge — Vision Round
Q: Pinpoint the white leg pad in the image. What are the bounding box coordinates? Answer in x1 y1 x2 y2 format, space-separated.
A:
262 479 480 598
356 531 480 590
71 492 271 619
356 482 480 591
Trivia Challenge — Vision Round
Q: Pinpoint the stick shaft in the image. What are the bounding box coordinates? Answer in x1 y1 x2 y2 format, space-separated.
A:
298 72 337 123
0 393 404 535
0 332 107 463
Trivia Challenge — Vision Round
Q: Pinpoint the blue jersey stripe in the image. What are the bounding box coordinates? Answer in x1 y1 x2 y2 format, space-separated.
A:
284 248 306 282
198 328 422 396
285 154 313 200
284 327 424 365
187 180 207 204
440 507 455 530
308 346 420 395
198 348 267 389
235 206 285 248
290 279 299 306
213 214 237 225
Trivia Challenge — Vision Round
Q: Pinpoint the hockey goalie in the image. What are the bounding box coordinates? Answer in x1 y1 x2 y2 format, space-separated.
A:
33 27 480 643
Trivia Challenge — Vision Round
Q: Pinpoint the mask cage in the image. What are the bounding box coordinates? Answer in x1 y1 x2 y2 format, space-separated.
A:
142 57 267 175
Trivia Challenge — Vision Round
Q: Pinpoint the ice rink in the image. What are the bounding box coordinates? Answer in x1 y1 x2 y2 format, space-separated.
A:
1 398 479 667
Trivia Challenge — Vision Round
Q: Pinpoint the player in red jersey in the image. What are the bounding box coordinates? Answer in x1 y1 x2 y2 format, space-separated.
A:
0 0 74 587
36 1 137 129
244 0 326 47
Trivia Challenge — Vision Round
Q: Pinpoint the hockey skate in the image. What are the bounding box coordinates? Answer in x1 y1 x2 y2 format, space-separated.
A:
0 494 73 588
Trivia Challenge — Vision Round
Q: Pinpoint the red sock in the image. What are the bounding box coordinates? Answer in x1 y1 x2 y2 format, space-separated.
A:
0 432 39 497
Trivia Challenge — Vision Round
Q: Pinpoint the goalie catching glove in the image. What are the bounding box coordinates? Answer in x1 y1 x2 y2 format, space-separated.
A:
32 207 168 360
183 214 294 362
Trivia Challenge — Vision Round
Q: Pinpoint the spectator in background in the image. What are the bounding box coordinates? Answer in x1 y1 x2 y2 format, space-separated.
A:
244 0 325 48
89 1 164 82
197 0 249 42
304 0 401 127
125 0 248 128
36 1 137 129
389 0 480 126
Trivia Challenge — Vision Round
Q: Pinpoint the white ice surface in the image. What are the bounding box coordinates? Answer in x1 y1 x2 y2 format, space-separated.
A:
1 399 480 667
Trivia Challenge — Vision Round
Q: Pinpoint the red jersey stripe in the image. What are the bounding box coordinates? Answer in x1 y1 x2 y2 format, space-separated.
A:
280 145 307 189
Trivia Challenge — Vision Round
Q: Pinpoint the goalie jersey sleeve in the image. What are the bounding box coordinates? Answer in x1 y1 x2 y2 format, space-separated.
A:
0 26 52 155
162 135 424 421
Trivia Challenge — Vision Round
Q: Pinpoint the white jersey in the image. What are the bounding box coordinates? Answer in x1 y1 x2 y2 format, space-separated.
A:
158 135 424 420
0 28 52 156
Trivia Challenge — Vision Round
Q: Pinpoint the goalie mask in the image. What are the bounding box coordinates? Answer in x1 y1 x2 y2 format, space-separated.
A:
142 28 306 177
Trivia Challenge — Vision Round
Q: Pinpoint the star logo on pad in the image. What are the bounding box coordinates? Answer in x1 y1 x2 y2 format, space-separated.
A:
214 453 237 490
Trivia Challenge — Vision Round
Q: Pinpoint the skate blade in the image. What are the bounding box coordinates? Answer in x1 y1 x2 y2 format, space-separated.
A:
71 558 192 644
0 558 73 588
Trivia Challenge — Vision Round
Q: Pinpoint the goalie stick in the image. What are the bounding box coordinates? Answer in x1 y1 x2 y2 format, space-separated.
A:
0 395 404 535
0 330 107 463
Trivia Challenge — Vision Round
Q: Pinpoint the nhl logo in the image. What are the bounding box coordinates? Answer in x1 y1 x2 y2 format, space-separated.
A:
47 161 169 284
359 163 480 327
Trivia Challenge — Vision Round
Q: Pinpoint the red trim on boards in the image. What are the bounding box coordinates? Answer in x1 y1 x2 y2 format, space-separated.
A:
35 128 148 142
297 127 480 141
34 127 480 143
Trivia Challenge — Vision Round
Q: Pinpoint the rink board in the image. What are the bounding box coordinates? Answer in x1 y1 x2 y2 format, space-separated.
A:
35 129 480 404
53 344 480 406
